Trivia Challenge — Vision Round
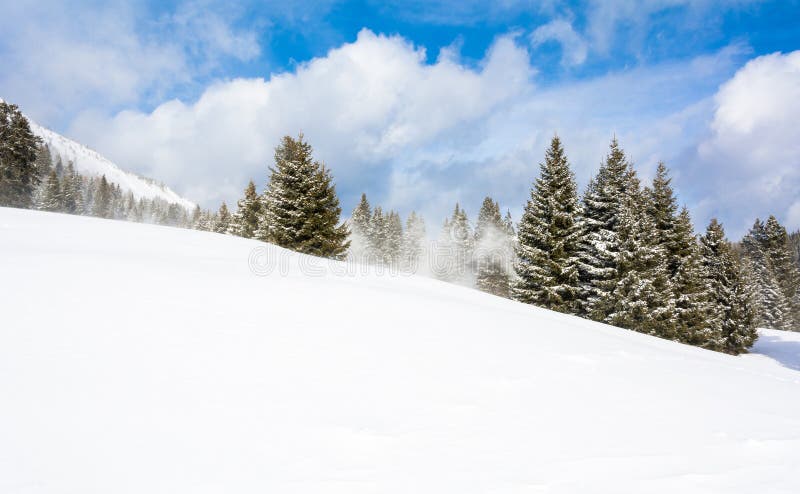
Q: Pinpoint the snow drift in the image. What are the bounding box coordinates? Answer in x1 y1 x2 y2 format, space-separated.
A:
1 207 799 493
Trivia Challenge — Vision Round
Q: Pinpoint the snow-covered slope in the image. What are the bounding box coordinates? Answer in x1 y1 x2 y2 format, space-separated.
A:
28 119 195 210
1 208 799 494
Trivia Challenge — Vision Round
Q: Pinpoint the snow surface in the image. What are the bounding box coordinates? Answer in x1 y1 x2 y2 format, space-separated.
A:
27 118 195 210
1 207 799 494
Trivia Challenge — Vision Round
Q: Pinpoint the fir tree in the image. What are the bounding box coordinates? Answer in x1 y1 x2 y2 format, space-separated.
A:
92 175 112 218
351 193 372 238
261 134 349 258
401 211 426 272
701 219 758 353
742 219 792 330
41 170 63 212
577 137 632 319
475 197 512 298
434 204 472 284
384 211 403 264
369 206 388 263
671 208 715 345
0 101 42 208
228 180 261 238
514 136 582 311
214 202 231 233
763 216 800 330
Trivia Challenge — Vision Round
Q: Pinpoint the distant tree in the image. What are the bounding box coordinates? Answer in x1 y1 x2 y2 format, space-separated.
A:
92 175 112 218
40 170 63 212
0 101 42 207
229 180 261 238
514 136 582 312
213 202 231 233
401 211 426 272
475 196 512 298
741 218 793 330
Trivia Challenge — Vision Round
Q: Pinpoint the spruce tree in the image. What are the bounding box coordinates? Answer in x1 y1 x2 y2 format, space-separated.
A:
385 211 403 264
350 193 372 239
369 206 388 263
514 136 582 312
0 101 42 208
577 138 632 319
671 208 715 345
742 219 792 330
92 175 112 218
214 202 231 233
763 216 800 330
228 180 261 238
261 134 349 258
475 197 512 298
41 170 63 212
701 219 757 353
401 211 426 272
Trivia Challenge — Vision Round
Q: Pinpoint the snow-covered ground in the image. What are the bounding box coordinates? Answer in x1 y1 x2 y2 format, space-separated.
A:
1 207 799 494
28 119 195 210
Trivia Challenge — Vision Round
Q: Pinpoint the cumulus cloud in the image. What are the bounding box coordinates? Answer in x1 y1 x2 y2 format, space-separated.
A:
530 19 588 66
68 29 751 231
690 50 800 235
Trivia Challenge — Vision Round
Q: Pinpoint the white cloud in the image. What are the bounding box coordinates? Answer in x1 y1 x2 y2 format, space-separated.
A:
0 0 259 126
692 51 800 235
68 29 752 232
530 19 588 66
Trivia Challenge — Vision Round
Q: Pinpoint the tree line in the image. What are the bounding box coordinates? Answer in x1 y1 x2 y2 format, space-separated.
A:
4 100 799 354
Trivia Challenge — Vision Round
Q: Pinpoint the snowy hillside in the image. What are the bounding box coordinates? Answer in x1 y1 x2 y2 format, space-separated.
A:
27 118 194 210
1 207 799 494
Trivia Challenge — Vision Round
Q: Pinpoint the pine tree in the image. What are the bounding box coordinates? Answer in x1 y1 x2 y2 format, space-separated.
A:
742 219 792 330
434 204 472 284
351 193 372 238
401 211 426 272
369 206 388 263
260 134 349 258
0 101 42 208
384 211 403 264
577 137 632 319
763 216 800 330
701 219 758 353
213 202 231 233
61 162 81 214
228 180 261 238
605 192 674 338
514 136 582 311
671 208 715 345
646 162 682 276
475 197 512 298
41 170 63 212
92 175 112 218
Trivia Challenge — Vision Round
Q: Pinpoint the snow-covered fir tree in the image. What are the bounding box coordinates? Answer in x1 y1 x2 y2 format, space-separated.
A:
741 218 793 330
701 219 758 353
577 137 634 319
40 170 62 212
670 207 715 345
514 136 582 311
229 180 261 239
434 204 472 284
260 134 349 258
213 202 231 233
401 211 426 272
474 197 512 298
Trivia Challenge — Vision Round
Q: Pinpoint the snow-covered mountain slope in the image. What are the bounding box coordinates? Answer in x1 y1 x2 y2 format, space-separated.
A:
28 119 195 210
1 208 799 494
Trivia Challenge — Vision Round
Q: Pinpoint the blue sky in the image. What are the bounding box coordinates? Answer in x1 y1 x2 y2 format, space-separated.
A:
1 0 799 237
